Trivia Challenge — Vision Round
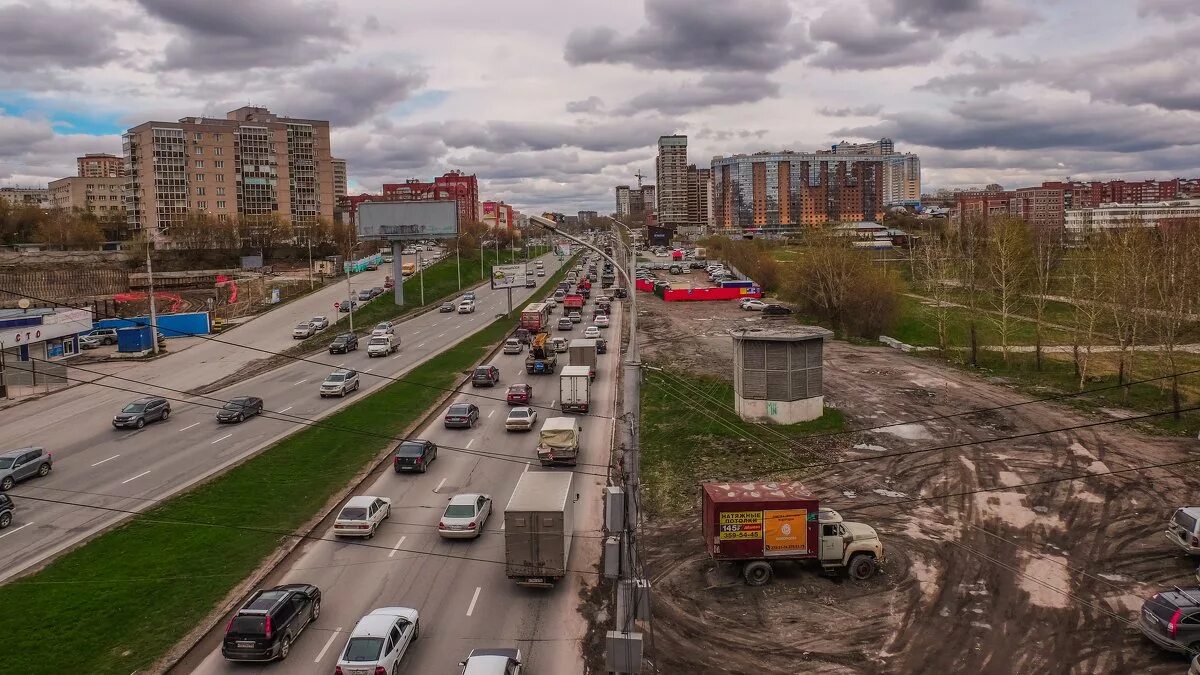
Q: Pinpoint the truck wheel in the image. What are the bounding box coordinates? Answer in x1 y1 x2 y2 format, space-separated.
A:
848 554 877 580
743 561 772 586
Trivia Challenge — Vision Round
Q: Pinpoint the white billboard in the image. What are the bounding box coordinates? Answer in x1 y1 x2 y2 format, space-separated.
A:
490 264 529 290
357 201 459 240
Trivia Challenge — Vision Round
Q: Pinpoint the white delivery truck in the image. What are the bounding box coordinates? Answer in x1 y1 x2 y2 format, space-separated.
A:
504 471 574 587
366 334 398 357
558 365 592 413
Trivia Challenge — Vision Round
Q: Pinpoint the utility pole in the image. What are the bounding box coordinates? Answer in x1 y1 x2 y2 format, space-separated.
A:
307 224 314 291
146 241 160 355
418 250 425 306
456 236 462 291
345 265 355 333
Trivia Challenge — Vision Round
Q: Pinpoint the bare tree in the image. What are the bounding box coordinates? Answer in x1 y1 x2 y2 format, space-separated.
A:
1029 227 1064 370
1066 238 1106 389
984 216 1033 362
1149 221 1200 418
954 216 989 366
914 234 956 352
1100 226 1154 392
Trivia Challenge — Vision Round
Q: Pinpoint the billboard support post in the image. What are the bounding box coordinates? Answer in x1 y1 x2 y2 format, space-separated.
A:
507 287 513 315
392 241 404 307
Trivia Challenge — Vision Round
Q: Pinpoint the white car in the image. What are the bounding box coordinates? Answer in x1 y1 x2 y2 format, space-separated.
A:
502 338 523 355
371 322 394 336
333 495 390 538
545 295 558 305
741 299 768 311
505 406 538 432
292 322 316 339
438 493 493 538
594 315 610 328
337 607 419 674
551 337 569 353
309 316 330 330
458 300 476 314
583 326 601 339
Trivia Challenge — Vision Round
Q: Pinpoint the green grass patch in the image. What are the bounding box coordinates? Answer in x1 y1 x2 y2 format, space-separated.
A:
889 295 1074 348
0 252 576 675
640 368 844 515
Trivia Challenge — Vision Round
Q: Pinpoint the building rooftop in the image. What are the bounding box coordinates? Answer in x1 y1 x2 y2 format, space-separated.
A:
729 325 834 342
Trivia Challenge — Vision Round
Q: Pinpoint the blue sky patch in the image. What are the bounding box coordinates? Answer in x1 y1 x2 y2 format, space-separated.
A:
0 91 124 136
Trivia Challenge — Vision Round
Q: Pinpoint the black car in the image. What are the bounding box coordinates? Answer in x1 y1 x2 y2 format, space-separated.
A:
358 290 373 301
216 396 264 423
339 299 357 313
328 333 358 354
0 493 14 529
439 302 456 313
113 396 171 429
762 304 794 317
221 583 322 662
394 439 438 473
1140 587 1200 654
525 277 536 288
370 286 385 297
595 338 608 354
471 364 501 387
444 403 480 429
613 287 627 298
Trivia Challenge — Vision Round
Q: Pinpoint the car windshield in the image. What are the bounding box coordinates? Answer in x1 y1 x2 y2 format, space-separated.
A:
448 405 470 415
369 337 388 345
376 324 389 329
122 402 147 413
509 409 530 419
326 374 346 383
0 458 13 469
222 401 245 410
342 636 384 662
339 507 368 520
397 442 426 456
445 504 476 518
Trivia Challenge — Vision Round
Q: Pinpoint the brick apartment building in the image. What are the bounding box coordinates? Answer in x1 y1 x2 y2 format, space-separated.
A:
77 153 124 178
712 151 886 227
340 170 480 227
953 178 1200 229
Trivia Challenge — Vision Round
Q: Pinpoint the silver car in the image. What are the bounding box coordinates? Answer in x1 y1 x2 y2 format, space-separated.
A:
505 407 537 432
292 322 316 339
0 447 52 491
438 493 492 539
309 316 330 330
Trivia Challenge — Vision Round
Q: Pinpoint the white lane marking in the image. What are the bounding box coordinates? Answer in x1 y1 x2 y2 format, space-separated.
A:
91 454 120 467
500 520 505 531
488 410 495 418
417 343 426 348
178 422 200 432
279 406 293 413
392 353 403 360
0 522 33 540
121 470 151 484
466 586 482 616
523 462 530 473
436 333 445 338
434 477 446 493
293 378 307 386
550 400 556 408
466 439 475 449
364 367 374 373
388 535 407 559
314 626 343 663
211 433 233 444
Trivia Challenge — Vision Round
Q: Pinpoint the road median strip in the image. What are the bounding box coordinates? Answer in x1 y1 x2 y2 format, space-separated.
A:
0 252 576 675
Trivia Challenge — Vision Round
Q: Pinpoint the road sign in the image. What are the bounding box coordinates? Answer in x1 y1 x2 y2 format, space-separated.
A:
333 302 340 310
490 264 528 290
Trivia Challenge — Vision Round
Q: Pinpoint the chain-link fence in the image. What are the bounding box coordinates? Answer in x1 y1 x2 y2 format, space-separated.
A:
2 358 69 398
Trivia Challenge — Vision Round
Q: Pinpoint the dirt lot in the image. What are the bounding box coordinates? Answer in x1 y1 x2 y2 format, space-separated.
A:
632 289 1200 674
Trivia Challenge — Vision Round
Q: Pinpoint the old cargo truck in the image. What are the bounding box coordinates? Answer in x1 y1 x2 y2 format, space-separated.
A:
568 339 597 380
701 481 883 585
504 471 574 587
536 416 582 466
520 302 551 334
558 365 592 413
525 332 557 374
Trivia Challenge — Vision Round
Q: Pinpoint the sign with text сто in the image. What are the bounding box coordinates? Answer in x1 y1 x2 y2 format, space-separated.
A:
357 201 459 241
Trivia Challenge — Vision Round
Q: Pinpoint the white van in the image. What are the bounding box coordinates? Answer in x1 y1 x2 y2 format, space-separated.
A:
367 335 399 357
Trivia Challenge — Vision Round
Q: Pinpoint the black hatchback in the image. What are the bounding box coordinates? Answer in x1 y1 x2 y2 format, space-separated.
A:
222 583 322 662
394 439 438 473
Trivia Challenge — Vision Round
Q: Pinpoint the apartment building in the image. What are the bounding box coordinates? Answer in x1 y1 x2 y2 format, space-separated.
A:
482 200 514 229
615 184 656 217
381 170 479 224
0 186 49 208
48 176 126 215
332 158 347 199
655 135 689 227
122 106 334 237
577 210 598 225
1065 200 1200 233
686 164 713 230
77 153 124 178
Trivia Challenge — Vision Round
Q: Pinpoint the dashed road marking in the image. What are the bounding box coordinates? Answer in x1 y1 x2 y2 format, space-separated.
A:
278 406 293 413
211 434 232 444
121 470 151 484
388 535 407 559
91 455 120 467
434 477 447 493
466 439 475 449
488 410 495 418
178 422 201 432
417 343 426 348
293 379 307 386
0 522 33 540
466 586 482 616
314 626 343 663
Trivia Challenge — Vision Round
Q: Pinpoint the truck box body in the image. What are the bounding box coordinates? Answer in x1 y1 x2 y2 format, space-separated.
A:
558 366 592 413
520 303 550 332
504 471 574 586
536 415 581 465
568 339 598 375
563 294 585 312
701 482 820 561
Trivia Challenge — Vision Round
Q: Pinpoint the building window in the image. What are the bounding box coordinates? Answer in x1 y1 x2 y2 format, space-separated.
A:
195 174 204 181
195 187 205 196
195 160 204 168
216 187 225 196
194 132 202 140
217 201 226 209
193 146 203 154
196 201 207 209
215 174 224 183
214 160 224 169
214 147 223 156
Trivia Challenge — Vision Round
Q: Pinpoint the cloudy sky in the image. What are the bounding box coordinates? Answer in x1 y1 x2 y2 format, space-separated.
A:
2 0 1199 213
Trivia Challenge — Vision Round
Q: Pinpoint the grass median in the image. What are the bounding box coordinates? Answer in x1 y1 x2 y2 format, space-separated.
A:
0 252 577 675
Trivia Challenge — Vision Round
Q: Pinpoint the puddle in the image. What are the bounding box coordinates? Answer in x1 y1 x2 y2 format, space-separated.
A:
875 423 934 440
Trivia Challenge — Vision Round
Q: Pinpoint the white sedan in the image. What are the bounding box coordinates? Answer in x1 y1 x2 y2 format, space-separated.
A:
741 299 768 311
438 493 493 538
583 326 601 339
336 607 419 675
332 495 391 538
594 314 610 328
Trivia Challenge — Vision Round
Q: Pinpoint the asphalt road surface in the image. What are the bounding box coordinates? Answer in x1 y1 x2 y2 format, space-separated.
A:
180 294 619 675
0 250 562 583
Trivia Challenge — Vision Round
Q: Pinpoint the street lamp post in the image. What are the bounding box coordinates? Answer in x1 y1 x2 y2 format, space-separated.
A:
344 266 355 333
146 241 159 355
306 224 314 291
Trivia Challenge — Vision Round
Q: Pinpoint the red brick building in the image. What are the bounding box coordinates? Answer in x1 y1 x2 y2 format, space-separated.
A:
340 170 480 227
481 200 513 229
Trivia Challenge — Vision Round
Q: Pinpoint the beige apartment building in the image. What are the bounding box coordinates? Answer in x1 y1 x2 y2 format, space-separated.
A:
332 158 347 199
48 176 126 215
122 106 334 238
77 153 124 178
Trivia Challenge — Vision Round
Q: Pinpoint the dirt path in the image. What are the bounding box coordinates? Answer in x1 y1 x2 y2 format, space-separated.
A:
632 295 1198 674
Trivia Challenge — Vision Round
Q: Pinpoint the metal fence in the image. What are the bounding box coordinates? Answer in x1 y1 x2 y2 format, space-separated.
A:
2 358 69 397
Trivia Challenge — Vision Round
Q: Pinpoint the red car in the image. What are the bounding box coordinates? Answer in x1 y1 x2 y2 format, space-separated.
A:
506 383 533 405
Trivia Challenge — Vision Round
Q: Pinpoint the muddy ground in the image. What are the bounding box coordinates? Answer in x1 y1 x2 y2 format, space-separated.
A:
631 281 1200 675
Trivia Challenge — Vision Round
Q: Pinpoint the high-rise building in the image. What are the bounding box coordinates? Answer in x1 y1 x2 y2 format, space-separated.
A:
615 185 631 216
615 184 656 218
331 158 347 200
77 153 124 178
122 106 334 237
48 176 126 216
711 151 886 228
382 170 479 224
577 210 598 225
686 164 713 230
824 138 920 206
655 135 688 227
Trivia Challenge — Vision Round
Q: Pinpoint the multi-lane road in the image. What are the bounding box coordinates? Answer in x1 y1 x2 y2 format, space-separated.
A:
182 288 620 674
0 249 562 583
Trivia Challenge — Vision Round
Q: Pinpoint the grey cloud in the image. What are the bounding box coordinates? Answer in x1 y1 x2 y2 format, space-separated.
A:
0 2 128 70
445 148 648 182
566 96 605 113
276 65 427 127
809 9 942 70
430 118 677 153
879 0 1037 37
817 104 883 117
618 73 779 114
694 128 768 141
0 114 121 184
837 96 1200 153
1138 0 1200 17
564 0 811 72
137 0 345 71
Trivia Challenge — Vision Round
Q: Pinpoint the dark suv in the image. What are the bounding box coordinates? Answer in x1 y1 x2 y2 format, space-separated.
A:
112 396 171 429
762 304 793 317
328 333 358 354
0 493 14 529
394 439 438 473
1140 587 1200 653
222 583 322 662
471 364 501 387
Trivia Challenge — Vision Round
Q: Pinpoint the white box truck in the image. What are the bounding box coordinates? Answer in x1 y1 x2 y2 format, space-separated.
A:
558 365 592 413
568 338 597 379
504 471 574 587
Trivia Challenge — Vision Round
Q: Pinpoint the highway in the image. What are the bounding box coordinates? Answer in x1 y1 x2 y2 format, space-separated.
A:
181 291 620 674
0 250 562 583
